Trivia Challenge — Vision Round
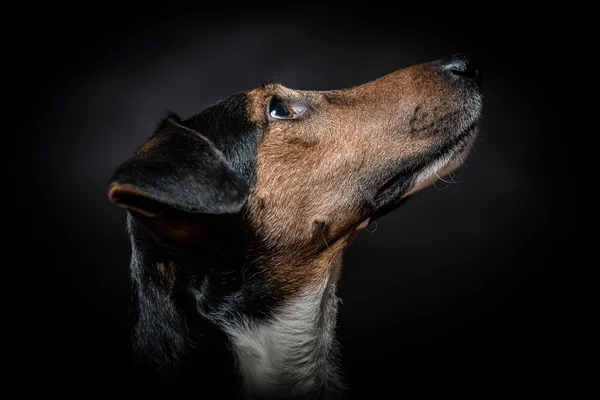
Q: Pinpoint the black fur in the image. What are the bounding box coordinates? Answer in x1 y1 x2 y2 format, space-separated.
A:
126 214 251 395
110 94 466 389
110 94 272 395
108 64 481 396
184 92 265 186
111 113 249 215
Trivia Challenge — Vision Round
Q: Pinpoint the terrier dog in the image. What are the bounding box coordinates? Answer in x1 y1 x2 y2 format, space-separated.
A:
108 54 482 399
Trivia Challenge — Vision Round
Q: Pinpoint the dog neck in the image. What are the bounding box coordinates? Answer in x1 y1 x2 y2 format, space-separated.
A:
191 251 346 399
226 257 345 399
127 214 346 398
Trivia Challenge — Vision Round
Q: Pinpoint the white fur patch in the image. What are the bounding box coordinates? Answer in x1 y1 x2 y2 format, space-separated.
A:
227 262 344 399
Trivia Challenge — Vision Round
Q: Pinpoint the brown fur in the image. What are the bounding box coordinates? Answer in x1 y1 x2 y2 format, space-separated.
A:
109 57 480 305
245 62 471 297
156 261 177 293
106 56 481 395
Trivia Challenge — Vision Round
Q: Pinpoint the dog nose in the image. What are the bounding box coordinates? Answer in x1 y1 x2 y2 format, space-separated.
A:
440 53 481 86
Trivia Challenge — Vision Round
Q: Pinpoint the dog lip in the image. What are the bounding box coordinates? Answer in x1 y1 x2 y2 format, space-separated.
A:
370 121 479 220
374 171 408 200
370 171 410 220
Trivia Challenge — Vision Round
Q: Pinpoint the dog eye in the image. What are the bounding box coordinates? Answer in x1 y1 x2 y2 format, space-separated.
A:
269 99 295 120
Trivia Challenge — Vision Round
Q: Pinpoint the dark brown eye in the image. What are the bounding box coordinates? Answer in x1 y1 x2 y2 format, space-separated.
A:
269 99 294 119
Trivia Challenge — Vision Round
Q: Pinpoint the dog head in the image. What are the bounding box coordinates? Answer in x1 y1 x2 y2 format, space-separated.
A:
109 54 482 298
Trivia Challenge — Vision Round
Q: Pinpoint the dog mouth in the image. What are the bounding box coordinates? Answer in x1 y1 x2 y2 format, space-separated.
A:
369 122 479 221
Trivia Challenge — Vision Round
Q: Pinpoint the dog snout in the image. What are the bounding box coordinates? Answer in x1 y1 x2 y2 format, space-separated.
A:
440 53 481 86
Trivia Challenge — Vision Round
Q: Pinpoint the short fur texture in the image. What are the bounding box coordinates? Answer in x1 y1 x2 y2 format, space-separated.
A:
108 54 482 399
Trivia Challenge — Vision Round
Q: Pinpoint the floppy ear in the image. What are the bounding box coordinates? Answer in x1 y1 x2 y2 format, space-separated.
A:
108 114 249 243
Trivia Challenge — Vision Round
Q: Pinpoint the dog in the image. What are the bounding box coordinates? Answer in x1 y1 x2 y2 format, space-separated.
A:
108 54 482 399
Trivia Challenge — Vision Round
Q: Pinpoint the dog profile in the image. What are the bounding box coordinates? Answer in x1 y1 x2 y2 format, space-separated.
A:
108 54 482 399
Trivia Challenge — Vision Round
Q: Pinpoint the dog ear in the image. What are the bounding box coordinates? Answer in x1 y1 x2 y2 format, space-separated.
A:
108 114 249 243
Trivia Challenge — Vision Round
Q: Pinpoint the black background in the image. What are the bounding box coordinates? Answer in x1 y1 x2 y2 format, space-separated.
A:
21 4 576 397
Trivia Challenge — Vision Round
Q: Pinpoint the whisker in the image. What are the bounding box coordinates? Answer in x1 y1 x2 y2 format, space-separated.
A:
451 171 467 180
434 171 455 184
433 179 451 191
365 221 378 233
433 171 464 190
446 172 463 186
320 229 330 249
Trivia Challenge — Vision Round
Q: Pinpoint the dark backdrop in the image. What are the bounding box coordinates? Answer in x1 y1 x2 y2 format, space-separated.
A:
21 4 574 397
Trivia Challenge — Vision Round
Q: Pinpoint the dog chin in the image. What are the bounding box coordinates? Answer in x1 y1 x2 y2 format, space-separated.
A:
403 129 477 198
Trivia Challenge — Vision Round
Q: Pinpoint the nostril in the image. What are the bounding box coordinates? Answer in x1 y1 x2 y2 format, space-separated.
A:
442 53 481 86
